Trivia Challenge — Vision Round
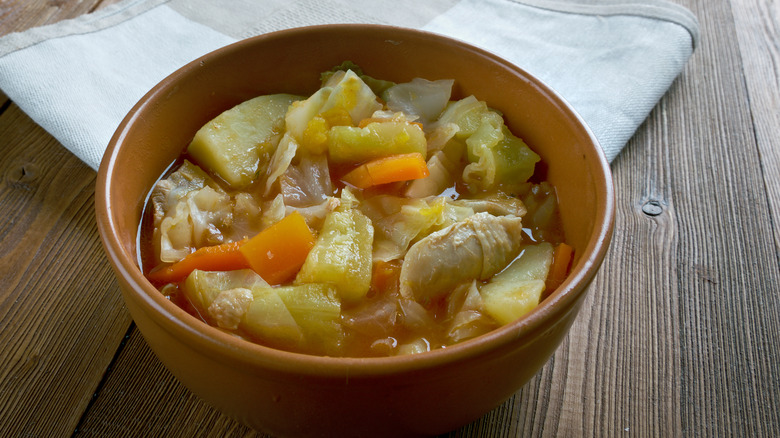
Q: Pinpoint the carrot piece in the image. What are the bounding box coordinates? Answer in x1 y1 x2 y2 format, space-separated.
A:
146 239 249 285
341 152 429 189
341 164 373 189
239 211 316 285
545 242 574 295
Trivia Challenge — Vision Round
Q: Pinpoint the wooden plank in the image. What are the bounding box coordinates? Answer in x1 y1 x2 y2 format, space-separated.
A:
0 104 132 436
74 0 779 437
730 0 780 261
74 328 267 436
670 0 780 435
0 0 106 36
0 1 131 436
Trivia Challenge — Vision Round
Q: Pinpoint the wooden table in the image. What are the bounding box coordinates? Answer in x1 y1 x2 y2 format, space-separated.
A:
1 0 778 436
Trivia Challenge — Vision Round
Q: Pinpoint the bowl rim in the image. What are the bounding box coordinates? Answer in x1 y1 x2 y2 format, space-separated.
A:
96 23 615 378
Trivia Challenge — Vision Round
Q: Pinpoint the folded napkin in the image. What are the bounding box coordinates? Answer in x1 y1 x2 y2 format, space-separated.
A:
0 0 698 170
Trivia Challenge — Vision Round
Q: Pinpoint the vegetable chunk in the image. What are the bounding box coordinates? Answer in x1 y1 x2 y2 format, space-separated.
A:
463 112 540 192
328 121 427 164
275 284 344 355
296 206 374 303
240 211 316 285
242 286 304 349
384 78 454 125
480 243 554 324
181 269 268 316
188 94 300 188
341 152 429 189
147 239 249 285
150 160 232 263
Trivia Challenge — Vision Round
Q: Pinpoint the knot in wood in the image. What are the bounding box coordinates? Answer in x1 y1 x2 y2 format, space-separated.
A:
641 200 663 216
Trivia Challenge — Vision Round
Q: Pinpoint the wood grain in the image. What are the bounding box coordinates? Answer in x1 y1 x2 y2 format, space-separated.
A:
0 0 105 35
74 328 263 437
0 0 778 436
0 1 131 437
675 0 780 435
730 0 780 258
0 100 132 436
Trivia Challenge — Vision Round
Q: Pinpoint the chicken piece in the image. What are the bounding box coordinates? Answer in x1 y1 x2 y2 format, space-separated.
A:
449 192 528 217
207 288 254 330
399 212 524 302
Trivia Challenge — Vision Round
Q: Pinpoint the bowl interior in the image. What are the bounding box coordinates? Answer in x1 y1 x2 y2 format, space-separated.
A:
98 24 613 368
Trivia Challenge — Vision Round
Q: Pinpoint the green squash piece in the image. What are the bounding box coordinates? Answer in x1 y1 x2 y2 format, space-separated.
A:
275 284 344 355
296 207 374 303
187 93 301 188
242 286 304 349
328 121 426 164
480 243 553 325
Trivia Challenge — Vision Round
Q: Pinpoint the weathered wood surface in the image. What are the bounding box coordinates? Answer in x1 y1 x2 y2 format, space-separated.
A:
0 0 777 436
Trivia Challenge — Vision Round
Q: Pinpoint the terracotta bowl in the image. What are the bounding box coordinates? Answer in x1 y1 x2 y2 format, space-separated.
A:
96 24 614 437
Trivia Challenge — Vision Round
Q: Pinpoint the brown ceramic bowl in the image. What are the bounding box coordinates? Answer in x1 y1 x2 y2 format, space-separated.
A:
96 24 614 437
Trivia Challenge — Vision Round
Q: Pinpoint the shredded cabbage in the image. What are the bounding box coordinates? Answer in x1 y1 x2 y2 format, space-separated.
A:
152 161 233 263
280 151 333 207
384 78 454 126
264 132 298 196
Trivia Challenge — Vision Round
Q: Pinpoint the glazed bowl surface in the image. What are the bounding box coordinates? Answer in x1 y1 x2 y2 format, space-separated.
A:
96 24 614 438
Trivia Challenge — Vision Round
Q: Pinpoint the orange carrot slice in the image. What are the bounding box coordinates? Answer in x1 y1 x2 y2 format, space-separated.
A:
545 242 574 295
239 211 316 285
146 239 249 285
341 152 429 189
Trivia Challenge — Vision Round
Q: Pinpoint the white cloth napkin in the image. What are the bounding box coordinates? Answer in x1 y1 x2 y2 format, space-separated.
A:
0 0 698 170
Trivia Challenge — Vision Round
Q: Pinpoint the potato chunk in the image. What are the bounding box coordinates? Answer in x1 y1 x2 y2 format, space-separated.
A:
187 94 300 188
